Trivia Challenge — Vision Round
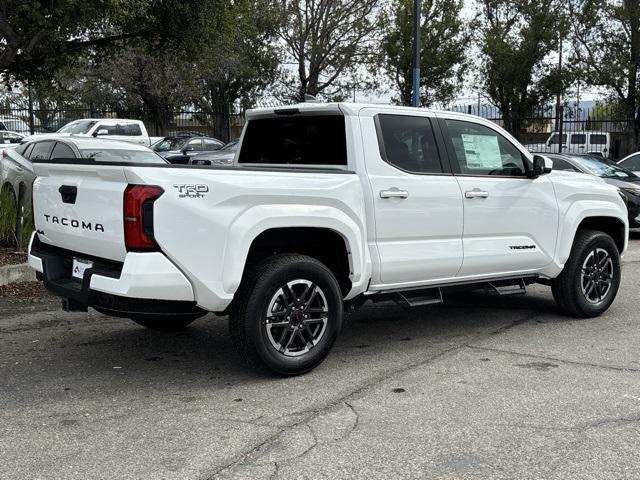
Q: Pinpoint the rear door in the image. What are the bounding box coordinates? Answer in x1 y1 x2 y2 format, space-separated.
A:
439 117 559 278
360 109 464 287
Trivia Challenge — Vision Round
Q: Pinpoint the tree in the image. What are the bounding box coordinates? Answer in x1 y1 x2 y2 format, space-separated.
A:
94 44 196 135
0 1 216 83
570 0 640 150
380 0 470 106
193 0 281 137
477 0 569 138
278 0 380 101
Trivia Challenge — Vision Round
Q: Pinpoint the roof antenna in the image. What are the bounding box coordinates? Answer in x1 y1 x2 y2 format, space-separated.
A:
304 94 318 103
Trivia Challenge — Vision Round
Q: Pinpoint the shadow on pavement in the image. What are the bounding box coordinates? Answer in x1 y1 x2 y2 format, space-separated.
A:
6 289 560 393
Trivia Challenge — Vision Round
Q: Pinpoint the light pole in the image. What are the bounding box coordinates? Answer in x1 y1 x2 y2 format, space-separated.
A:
411 0 421 107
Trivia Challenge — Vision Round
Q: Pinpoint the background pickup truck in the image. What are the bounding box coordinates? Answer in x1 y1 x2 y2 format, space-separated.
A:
28 103 629 375
23 118 162 147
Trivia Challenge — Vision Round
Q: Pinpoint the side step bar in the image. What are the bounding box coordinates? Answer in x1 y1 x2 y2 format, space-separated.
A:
368 277 533 310
484 278 527 296
394 288 443 308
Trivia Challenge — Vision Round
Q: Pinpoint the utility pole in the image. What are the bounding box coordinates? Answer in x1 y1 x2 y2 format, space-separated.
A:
555 33 563 152
411 0 421 107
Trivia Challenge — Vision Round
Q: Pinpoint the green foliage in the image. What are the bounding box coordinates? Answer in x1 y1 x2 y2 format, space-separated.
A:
380 0 470 106
278 0 381 101
570 0 640 145
477 0 570 137
0 188 17 247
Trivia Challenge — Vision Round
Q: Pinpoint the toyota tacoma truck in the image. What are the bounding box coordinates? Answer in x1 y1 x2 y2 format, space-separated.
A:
27 103 629 375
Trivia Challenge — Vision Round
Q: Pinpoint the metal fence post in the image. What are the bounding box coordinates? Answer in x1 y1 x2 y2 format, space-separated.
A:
27 82 35 135
14 183 26 251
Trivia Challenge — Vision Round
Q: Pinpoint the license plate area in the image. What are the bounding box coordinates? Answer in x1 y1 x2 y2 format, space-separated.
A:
71 258 93 281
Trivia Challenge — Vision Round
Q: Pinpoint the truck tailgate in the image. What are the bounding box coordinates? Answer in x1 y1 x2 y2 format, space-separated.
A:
32 163 129 262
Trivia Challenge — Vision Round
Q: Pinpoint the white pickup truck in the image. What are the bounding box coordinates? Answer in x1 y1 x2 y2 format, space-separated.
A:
28 103 629 375
23 118 162 147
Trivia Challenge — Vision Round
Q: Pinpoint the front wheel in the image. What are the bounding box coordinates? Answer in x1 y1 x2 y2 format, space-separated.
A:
229 254 343 376
552 229 621 318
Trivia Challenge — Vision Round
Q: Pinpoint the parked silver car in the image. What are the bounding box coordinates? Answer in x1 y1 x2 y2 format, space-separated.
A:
1 137 166 211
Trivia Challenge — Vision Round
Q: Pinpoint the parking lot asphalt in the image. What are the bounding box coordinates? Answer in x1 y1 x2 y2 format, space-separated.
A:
1 233 639 480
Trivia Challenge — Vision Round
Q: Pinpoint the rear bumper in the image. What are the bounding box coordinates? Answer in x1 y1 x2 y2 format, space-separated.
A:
28 233 198 309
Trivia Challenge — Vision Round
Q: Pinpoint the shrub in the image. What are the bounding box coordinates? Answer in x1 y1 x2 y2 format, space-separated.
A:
0 188 17 247
0 187 33 250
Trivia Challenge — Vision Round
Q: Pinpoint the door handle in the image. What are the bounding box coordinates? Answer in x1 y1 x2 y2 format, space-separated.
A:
380 188 409 199
465 189 489 199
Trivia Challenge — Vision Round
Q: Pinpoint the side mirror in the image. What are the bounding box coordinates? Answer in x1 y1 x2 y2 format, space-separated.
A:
93 129 109 137
530 155 553 178
182 146 194 154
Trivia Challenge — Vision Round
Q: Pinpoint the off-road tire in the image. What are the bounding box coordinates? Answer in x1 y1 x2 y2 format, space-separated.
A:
552 229 621 318
229 254 343 376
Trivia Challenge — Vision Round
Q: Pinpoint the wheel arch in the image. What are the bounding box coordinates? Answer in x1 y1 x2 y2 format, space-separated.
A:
222 207 370 300
558 212 627 267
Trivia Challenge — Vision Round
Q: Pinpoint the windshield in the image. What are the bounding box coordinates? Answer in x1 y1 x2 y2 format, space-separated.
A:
58 120 98 134
80 149 167 164
152 137 188 152
569 155 638 179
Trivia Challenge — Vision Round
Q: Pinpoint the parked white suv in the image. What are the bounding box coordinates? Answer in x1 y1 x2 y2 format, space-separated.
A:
526 131 613 158
23 118 162 146
28 103 628 375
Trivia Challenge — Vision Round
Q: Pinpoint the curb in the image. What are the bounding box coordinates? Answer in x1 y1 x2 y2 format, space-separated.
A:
0 263 35 287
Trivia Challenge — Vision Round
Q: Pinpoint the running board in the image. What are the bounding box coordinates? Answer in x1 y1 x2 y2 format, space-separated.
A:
394 288 443 308
484 278 527 296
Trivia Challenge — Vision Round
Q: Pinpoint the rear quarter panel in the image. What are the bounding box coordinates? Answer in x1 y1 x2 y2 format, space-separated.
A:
125 166 370 311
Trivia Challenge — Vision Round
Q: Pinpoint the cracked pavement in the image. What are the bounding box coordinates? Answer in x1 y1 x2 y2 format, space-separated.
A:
1 233 639 479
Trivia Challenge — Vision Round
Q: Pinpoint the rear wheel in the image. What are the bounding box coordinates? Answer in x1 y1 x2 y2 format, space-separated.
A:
129 314 202 331
229 254 343 376
552 229 621 317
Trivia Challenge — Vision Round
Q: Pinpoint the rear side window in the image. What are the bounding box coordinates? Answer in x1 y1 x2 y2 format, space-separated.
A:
622 153 640 171
98 123 142 136
203 139 222 150
571 134 587 145
187 139 203 151
549 133 567 145
377 115 443 173
51 142 76 160
122 123 142 136
29 141 54 161
590 134 607 145
239 115 347 166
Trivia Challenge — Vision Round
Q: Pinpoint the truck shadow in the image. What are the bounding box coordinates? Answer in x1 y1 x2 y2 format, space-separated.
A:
24 289 560 390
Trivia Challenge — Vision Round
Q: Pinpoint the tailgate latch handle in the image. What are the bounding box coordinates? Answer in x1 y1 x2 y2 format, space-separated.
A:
59 185 78 204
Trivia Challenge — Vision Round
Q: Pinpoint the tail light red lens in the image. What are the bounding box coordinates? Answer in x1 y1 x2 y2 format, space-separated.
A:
123 185 164 251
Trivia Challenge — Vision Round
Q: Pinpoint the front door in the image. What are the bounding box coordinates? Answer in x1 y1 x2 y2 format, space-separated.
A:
439 117 559 278
360 110 464 288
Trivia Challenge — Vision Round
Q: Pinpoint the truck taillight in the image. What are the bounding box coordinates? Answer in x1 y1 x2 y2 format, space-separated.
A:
123 185 164 251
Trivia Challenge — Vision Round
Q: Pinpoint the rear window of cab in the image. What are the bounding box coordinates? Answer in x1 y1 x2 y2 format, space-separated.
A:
238 114 347 166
